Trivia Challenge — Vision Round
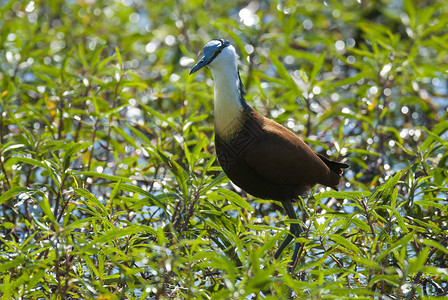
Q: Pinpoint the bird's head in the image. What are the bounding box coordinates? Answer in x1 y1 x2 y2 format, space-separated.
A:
189 39 237 74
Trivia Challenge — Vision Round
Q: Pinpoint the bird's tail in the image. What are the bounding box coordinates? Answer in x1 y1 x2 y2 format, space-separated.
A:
316 153 350 176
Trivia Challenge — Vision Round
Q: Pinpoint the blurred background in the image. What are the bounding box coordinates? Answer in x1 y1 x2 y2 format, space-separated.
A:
1 0 447 299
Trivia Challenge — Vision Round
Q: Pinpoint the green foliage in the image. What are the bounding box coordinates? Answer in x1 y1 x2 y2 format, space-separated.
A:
0 0 447 299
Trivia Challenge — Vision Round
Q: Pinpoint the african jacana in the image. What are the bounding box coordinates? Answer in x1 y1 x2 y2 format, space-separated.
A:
190 39 349 270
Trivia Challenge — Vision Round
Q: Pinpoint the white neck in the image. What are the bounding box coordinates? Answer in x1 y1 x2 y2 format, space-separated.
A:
209 61 244 139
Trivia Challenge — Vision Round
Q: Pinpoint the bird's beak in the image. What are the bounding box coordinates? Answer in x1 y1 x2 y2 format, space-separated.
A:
189 55 211 75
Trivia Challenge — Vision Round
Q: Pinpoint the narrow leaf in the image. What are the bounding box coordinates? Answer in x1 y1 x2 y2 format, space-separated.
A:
218 188 254 212
0 187 29 205
329 234 362 255
77 171 132 182
310 51 325 83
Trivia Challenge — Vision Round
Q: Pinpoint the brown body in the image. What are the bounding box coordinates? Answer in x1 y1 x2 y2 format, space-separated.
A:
215 106 348 201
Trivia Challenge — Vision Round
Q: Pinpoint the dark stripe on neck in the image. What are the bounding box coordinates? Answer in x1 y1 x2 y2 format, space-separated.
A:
237 70 250 109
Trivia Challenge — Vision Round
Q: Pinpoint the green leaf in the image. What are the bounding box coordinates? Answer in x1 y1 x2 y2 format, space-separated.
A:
141 103 178 129
420 239 448 255
39 195 56 225
62 142 88 171
113 126 138 148
0 258 26 273
368 274 400 288
351 215 371 232
114 183 152 197
115 46 123 71
61 48 73 77
415 200 447 212
390 207 409 233
217 188 254 212
200 172 229 196
126 123 152 145
156 148 190 198
420 121 448 151
77 43 88 69
325 69 370 90
90 226 141 245
329 234 362 256
64 217 101 233
91 44 106 70
310 51 325 83
188 138 207 168
377 232 414 261
403 0 416 28
0 187 29 205
315 190 370 201
83 255 100 278
7 157 47 169
409 247 430 274
0 222 15 229
110 178 122 202
77 171 132 182
421 126 448 149
269 53 301 97
74 188 108 216
370 170 403 202
139 224 158 236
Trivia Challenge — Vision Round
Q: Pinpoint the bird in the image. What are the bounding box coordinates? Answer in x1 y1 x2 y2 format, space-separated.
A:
189 39 349 270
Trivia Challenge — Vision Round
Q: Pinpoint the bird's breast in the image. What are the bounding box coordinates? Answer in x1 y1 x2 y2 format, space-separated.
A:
215 111 262 171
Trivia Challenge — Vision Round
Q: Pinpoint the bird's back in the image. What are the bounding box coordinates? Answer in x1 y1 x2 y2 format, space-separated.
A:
215 107 345 201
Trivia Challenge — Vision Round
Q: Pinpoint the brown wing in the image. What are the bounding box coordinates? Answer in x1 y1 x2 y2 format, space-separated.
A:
243 112 337 188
